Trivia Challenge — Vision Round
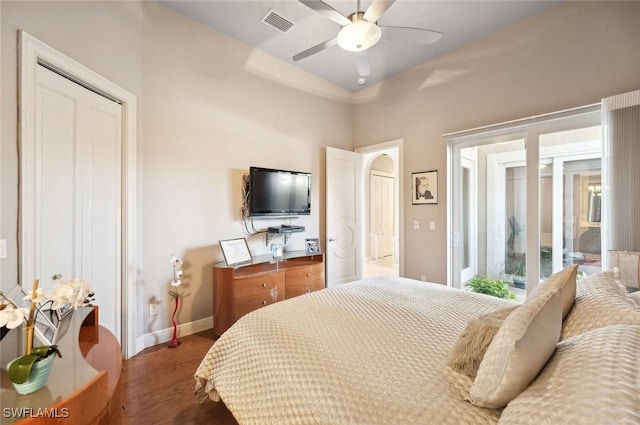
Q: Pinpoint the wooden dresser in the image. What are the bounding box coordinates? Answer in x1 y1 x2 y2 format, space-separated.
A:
213 251 324 336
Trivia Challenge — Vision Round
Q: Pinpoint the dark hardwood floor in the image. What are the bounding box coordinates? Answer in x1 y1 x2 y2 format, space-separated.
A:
121 329 239 425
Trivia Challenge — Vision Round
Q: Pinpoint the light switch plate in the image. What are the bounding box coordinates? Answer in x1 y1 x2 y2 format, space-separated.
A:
0 239 7 259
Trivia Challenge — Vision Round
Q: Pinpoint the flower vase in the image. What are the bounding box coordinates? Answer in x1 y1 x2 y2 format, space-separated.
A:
168 297 181 348
8 354 55 395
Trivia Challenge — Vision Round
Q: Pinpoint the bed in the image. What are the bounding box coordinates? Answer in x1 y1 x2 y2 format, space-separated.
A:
195 270 640 425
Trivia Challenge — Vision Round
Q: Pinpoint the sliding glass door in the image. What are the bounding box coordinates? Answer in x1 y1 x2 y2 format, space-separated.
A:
448 107 601 296
538 127 602 278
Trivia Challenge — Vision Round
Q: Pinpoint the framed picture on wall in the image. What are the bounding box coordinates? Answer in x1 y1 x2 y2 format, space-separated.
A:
412 170 438 205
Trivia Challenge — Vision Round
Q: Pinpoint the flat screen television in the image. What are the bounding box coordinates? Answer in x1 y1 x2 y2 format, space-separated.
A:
248 166 311 217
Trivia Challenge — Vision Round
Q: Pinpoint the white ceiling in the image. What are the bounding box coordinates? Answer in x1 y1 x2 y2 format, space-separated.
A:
159 0 561 93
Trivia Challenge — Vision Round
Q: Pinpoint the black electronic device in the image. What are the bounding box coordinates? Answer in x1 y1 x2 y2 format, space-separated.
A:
248 167 311 217
268 225 306 234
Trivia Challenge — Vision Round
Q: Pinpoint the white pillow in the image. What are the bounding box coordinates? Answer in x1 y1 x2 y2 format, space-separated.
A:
528 265 577 319
468 290 562 409
498 325 640 424
561 271 640 340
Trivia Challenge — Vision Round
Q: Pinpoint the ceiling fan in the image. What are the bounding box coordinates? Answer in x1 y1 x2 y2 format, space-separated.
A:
293 0 443 84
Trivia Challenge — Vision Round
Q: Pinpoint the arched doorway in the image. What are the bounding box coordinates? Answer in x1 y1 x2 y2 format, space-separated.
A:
363 153 399 278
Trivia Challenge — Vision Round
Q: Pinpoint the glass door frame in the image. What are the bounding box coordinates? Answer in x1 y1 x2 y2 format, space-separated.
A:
447 105 601 293
459 156 477 283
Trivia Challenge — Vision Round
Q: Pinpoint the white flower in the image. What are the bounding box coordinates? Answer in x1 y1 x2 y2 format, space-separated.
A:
0 304 30 329
45 277 93 310
68 278 92 308
22 287 45 304
171 255 183 268
169 253 184 295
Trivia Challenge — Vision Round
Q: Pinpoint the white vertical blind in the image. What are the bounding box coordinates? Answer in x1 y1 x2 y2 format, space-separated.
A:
602 89 640 255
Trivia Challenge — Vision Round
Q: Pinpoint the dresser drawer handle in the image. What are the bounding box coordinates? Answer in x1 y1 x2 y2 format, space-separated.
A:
306 273 311 277
262 283 267 288
262 300 267 306
305 288 311 293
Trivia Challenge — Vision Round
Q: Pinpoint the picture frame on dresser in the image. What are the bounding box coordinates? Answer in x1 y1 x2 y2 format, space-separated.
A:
219 238 253 266
305 238 321 254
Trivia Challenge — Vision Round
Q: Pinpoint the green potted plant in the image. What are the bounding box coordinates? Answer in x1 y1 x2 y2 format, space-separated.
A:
465 276 516 300
500 254 526 290
509 259 526 289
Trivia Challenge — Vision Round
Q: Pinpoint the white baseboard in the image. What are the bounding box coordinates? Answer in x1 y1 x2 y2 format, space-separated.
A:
134 316 213 355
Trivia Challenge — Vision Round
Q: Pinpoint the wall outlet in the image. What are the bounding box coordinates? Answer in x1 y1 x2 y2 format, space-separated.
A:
413 220 419 229
421 275 427 281
149 303 158 315
429 221 436 231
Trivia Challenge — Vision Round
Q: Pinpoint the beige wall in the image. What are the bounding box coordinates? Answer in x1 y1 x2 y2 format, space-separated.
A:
0 1 353 348
353 1 640 283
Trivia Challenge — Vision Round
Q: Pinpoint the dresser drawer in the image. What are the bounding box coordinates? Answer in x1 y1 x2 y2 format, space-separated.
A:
285 279 324 299
235 272 285 298
285 264 324 285
235 289 283 319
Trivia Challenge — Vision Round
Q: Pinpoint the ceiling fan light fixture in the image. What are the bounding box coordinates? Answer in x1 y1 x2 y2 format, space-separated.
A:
337 20 381 52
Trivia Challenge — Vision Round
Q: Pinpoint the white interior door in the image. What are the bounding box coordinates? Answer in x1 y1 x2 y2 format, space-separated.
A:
23 64 122 342
326 147 362 286
370 173 394 258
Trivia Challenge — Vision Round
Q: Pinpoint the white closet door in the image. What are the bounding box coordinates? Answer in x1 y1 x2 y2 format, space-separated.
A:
26 65 122 341
370 174 395 258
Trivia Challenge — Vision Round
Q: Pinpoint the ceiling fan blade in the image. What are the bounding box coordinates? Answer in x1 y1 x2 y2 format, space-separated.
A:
356 54 371 77
380 26 443 44
363 0 395 23
299 0 351 26
293 38 338 62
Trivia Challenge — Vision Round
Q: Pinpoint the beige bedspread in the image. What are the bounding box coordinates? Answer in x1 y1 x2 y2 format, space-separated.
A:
195 276 517 425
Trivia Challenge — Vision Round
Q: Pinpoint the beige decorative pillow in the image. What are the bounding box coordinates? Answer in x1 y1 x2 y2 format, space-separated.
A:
528 264 578 319
468 290 562 409
561 271 640 340
498 325 640 424
447 306 519 378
